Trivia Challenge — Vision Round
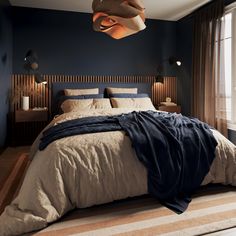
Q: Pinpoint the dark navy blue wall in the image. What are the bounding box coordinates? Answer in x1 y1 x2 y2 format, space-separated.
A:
12 7 176 76
0 0 12 148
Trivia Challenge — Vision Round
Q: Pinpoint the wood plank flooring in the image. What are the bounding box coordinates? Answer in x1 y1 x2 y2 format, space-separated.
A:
0 146 30 214
0 146 29 186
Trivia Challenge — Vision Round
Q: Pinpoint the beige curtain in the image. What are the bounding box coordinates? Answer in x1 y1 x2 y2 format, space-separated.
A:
192 0 227 136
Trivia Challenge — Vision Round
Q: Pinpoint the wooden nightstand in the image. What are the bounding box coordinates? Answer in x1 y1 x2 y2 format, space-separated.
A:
157 105 181 113
8 109 49 146
15 109 48 123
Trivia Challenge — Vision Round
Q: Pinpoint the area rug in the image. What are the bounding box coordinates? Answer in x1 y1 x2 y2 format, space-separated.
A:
0 153 29 214
33 185 236 236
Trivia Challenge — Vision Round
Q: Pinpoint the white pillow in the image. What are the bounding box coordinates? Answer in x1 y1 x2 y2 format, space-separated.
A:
106 87 138 95
110 97 155 110
61 98 112 113
64 88 99 96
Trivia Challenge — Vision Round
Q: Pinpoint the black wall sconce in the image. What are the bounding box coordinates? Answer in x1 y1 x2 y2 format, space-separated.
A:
35 73 47 84
155 75 164 84
168 56 181 66
24 49 47 84
155 56 182 84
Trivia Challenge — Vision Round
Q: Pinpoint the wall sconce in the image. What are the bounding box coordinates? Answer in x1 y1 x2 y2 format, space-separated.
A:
92 0 146 39
24 49 47 84
24 50 38 71
168 56 182 66
155 75 164 84
155 56 182 84
35 73 47 85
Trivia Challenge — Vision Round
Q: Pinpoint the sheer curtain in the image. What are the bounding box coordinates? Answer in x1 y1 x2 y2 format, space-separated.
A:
192 0 227 136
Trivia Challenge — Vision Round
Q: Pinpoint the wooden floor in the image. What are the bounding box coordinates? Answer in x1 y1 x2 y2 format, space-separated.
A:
0 146 30 214
0 146 30 186
1 147 236 236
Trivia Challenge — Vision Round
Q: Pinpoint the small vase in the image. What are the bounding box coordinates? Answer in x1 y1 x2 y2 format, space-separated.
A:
22 96 29 111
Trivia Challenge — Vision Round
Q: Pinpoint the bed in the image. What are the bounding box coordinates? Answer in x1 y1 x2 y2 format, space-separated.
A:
0 82 236 236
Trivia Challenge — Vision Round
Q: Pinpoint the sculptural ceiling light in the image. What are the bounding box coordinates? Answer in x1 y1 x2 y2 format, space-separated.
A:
92 0 146 39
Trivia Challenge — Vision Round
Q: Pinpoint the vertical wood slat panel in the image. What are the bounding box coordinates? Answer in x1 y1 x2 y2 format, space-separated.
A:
11 75 177 112
152 77 177 106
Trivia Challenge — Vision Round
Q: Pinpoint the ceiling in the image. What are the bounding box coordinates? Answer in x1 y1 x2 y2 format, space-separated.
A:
9 0 211 21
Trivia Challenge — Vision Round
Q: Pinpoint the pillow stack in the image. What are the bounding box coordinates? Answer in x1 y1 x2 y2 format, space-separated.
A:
60 88 111 113
107 87 155 110
58 87 155 114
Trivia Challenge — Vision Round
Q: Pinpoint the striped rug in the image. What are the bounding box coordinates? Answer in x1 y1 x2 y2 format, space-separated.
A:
32 185 236 236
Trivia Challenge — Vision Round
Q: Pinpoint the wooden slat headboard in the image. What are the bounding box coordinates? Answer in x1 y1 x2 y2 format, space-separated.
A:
11 75 177 115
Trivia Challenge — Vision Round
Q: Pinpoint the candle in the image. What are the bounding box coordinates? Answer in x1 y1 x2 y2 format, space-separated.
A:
22 96 29 111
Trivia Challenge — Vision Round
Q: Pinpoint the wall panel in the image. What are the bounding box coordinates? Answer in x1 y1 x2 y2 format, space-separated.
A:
11 75 177 114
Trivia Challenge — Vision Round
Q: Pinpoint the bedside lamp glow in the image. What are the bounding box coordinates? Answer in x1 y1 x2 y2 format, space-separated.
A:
35 73 47 84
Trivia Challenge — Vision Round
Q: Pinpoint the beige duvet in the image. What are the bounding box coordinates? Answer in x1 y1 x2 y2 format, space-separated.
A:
0 109 236 236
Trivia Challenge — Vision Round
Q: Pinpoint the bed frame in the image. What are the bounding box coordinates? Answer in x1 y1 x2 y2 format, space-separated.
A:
51 82 152 117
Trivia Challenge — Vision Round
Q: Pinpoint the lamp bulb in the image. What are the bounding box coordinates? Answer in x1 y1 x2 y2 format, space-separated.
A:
176 61 181 66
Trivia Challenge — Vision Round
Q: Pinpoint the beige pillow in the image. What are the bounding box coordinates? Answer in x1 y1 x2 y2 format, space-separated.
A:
61 99 112 113
64 88 99 96
110 97 155 110
92 99 112 109
106 87 138 95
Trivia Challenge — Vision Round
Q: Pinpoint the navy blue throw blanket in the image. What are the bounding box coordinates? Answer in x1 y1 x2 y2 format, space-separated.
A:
39 111 217 213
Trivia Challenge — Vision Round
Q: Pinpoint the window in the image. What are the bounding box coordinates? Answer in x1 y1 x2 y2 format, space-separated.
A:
221 4 236 129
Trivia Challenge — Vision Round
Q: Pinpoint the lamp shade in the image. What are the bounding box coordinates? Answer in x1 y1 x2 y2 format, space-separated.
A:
155 75 164 84
35 73 47 84
92 0 146 39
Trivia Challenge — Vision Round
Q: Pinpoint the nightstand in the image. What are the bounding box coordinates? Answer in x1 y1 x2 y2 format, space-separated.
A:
15 109 48 123
8 109 49 146
157 105 181 113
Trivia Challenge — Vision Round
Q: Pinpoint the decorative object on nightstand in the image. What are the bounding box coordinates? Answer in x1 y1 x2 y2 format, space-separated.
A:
155 97 181 113
21 96 29 111
160 97 177 106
